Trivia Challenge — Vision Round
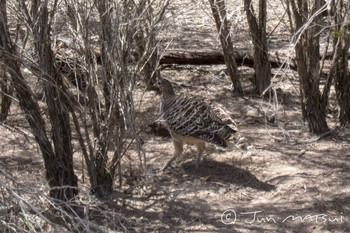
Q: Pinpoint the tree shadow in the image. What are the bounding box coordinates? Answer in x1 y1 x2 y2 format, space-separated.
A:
112 193 230 232
181 159 275 191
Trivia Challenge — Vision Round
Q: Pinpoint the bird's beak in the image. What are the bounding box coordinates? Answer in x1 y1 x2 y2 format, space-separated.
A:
153 80 163 95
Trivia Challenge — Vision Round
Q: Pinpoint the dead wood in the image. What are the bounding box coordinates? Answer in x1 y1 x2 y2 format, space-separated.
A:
159 50 298 71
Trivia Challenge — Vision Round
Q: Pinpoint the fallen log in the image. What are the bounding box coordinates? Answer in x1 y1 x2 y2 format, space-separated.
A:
90 44 297 71
160 50 298 71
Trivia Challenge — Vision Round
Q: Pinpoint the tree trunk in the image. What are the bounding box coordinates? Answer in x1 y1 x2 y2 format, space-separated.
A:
0 66 13 121
140 39 160 91
290 0 329 134
30 0 78 200
92 151 113 197
133 0 162 91
333 0 350 127
244 0 271 95
97 0 113 113
334 42 350 127
0 0 12 122
0 0 77 201
38 45 78 200
208 0 243 95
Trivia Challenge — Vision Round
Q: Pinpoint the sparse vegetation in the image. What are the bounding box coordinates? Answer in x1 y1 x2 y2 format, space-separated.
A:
0 0 349 232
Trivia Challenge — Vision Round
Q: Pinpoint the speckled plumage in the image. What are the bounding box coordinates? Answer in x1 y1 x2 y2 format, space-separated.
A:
159 79 238 171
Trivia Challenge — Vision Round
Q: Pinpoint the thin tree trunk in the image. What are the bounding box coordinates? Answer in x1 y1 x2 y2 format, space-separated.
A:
137 31 160 91
333 0 350 126
0 0 77 201
333 39 350 126
134 0 162 90
97 0 113 113
30 0 78 200
93 0 117 197
244 0 271 95
290 0 329 134
209 0 243 95
0 0 12 122
0 66 13 121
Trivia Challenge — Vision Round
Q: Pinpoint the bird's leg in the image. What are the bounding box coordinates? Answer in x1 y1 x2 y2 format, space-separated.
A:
195 142 205 168
159 139 183 171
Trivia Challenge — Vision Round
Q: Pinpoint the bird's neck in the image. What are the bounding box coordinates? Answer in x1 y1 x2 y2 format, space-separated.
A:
162 91 175 100
161 92 176 113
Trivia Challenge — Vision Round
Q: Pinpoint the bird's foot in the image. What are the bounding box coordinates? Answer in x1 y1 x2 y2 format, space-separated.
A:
157 163 174 173
187 160 200 169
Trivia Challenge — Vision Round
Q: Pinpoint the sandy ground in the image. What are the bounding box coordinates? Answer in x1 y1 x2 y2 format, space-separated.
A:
1 0 349 232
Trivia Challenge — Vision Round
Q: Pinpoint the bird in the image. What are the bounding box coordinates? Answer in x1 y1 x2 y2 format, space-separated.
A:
158 78 239 171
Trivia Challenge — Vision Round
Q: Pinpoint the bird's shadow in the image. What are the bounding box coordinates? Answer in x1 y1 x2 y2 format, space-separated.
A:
179 159 275 191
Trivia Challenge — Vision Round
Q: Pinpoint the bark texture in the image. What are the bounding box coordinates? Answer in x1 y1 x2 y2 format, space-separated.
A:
290 0 329 134
244 0 271 95
209 0 243 95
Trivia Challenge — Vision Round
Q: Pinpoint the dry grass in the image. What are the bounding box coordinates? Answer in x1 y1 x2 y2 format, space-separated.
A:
1 0 350 232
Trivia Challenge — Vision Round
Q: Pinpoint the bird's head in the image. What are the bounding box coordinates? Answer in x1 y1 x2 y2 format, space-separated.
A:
154 78 175 96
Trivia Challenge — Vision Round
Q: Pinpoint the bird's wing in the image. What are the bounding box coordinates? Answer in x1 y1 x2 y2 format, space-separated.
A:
208 104 238 133
162 96 236 147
